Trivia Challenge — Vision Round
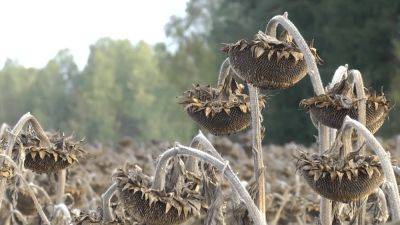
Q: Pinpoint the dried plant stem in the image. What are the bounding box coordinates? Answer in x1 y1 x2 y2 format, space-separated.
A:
249 84 266 219
341 127 353 159
217 57 231 86
11 208 28 225
349 70 366 152
269 191 291 225
266 12 324 95
101 182 117 223
319 124 332 225
29 183 52 204
186 130 226 174
376 188 389 223
56 169 66 204
327 64 348 90
192 131 225 161
348 70 367 225
343 116 400 220
152 144 267 225
266 13 332 224
0 154 50 225
0 112 51 209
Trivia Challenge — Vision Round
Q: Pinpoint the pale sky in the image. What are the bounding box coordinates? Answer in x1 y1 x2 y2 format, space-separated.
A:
0 0 188 69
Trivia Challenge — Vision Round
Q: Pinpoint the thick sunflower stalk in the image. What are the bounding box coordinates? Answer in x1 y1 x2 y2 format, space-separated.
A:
342 116 400 220
348 70 367 225
265 12 333 225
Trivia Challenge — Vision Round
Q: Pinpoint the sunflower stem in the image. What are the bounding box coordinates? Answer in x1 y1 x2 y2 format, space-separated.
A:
249 84 266 219
375 188 389 223
266 12 335 224
343 116 400 220
153 144 267 225
266 12 324 95
0 112 51 209
217 58 232 86
56 169 66 204
101 182 117 223
186 130 226 174
348 70 367 225
348 70 366 153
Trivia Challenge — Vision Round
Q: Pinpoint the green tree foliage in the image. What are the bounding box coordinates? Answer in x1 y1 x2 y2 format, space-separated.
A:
0 40 195 142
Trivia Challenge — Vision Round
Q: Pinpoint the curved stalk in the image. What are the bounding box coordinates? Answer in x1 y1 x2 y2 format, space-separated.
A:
101 182 118 223
217 58 231 86
152 144 267 225
192 130 225 161
342 116 400 220
327 65 348 91
266 13 324 95
186 130 226 174
266 12 334 224
0 112 51 209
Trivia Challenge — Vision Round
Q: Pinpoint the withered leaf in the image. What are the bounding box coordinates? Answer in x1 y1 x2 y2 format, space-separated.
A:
254 46 265 58
239 104 248 113
31 152 37 159
267 50 275 60
165 202 172 214
39 150 46 159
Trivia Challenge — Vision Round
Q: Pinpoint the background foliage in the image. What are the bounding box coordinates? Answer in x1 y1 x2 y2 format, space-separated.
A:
1 0 399 144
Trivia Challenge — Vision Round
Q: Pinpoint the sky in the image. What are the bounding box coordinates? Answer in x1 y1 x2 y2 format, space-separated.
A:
0 0 188 69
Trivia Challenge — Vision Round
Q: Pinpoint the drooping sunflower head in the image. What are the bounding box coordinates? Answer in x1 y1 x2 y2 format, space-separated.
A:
113 165 203 225
295 150 384 203
20 131 85 173
222 31 321 89
179 81 265 135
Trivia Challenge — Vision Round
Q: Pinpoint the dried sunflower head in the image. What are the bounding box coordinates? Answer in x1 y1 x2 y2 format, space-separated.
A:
6 186 39 216
179 79 265 136
113 165 203 225
19 131 85 173
300 79 391 132
294 151 384 203
222 31 321 90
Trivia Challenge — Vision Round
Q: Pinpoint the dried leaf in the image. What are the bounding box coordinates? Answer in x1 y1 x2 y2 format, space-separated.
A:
254 46 265 58
239 104 248 113
39 150 46 159
205 107 212 117
165 202 172 214
31 152 37 159
268 50 275 60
